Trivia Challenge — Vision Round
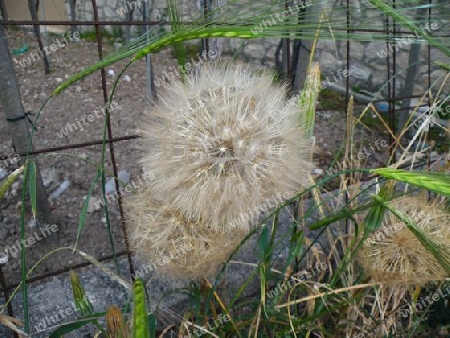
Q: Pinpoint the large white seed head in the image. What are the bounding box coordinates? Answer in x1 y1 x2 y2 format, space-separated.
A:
139 62 313 230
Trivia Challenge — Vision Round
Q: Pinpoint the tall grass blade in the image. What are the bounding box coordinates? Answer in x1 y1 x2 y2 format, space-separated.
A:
70 270 94 316
298 62 321 138
27 161 37 219
363 182 394 235
49 313 107 338
369 0 450 57
74 170 101 251
372 168 450 196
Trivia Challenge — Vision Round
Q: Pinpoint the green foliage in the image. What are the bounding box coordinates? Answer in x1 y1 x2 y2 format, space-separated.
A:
318 88 345 109
111 25 124 40
133 279 150 338
79 28 118 45
7 25 21 32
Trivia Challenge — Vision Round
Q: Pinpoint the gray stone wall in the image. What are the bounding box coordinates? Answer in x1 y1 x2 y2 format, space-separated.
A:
65 0 450 97
66 0 201 24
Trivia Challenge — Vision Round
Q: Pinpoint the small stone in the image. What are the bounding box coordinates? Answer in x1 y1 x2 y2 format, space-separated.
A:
0 255 8 264
27 218 37 228
0 168 7 180
87 196 102 213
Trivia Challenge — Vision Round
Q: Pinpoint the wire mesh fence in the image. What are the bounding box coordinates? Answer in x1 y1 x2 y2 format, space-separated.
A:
0 0 449 336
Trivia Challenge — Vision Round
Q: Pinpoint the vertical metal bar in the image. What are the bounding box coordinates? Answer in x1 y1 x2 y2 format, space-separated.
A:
385 11 395 160
345 0 350 107
40 0 48 46
345 0 351 237
391 0 397 163
143 1 153 102
69 0 77 34
202 0 209 55
282 0 290 79
428 0 432 99
427 0 432 174
91 0 136 279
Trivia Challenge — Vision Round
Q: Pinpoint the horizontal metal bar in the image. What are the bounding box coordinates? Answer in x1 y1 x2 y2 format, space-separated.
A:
0 135 139 160
0 251 129 293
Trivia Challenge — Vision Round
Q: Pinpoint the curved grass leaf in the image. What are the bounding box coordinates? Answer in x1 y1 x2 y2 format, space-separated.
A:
363 182 394 235
369 0 450 58
371 168 450 196
70 270 106 334
48 313 106 338
70 270 94 316
298 62 321 138
74 170 101 251
435 61 450 72
148 313 156 338
26 161 37 219
167 0 187 72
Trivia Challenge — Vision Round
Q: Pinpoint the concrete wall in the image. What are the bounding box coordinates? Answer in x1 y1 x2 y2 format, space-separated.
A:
5 0 68 32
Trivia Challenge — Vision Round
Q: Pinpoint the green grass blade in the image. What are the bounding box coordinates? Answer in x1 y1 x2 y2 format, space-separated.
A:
73 170 101 251
369 0 450 58
70 270 95 317
133 279 150 338
363 182 394 235
372 169 450 196
70 270 106 334
167 0 187 73
48 313 107 338
298 62 321 138
308 202 370 231
257 224 270 259
20 164 30 333
27 161 37 219
435 61 450 72
148 313 157 338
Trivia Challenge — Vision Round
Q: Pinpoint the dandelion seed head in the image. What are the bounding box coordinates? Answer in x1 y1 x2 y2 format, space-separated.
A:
139 62 313 230
125 190 247 282
360 196 450 285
